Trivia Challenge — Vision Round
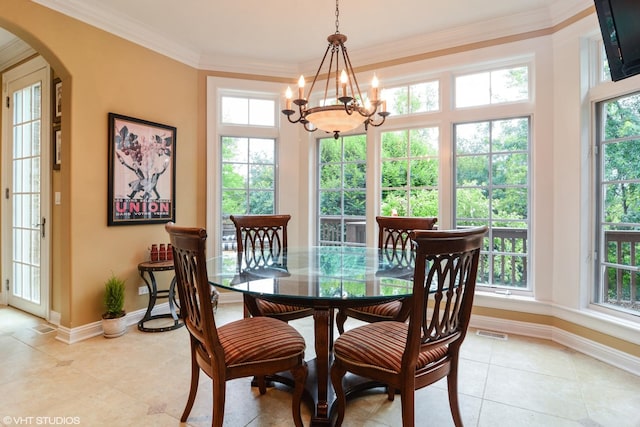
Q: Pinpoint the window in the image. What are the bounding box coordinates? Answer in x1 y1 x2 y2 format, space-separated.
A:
601 44 612 82
385 80 439 116
318 134 367 246
381 127 439 216
221 137 275 214
595 92 640 316
221 95 275 126
455 66 529 108
219 95 277 252
454 117 530 290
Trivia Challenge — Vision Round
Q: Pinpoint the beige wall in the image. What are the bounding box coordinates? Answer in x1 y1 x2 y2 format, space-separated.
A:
0 2 638 364
0 1 202 327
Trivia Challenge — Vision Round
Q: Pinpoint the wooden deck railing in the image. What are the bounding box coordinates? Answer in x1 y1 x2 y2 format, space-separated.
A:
225 220 639 309
603 230 640 308
479 227 528 288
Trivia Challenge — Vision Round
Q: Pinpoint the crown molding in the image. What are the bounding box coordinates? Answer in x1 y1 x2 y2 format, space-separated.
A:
33 0 594 76
0 37 35 70
32 0 201 67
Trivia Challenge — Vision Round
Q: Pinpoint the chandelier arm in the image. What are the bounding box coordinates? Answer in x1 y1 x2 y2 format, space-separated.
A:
303 121 318 132
366 113 388 128
324 44 337 104
307 44 333 100
283 101 310 124
360 105 378 118
284 110 303 124
340 45 365 105
335 43 343 104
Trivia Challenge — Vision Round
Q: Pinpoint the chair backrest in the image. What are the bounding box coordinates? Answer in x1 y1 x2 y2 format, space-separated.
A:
165 223 225 367
376 216 438 269
229 214 290 270
407 226 487 364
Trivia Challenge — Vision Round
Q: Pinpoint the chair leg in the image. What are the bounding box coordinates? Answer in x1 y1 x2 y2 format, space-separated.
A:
447 361 463 427
386 384 396 401
335 309 347 335
400 385 415 427
330 360 347 426
243 293 261 318
181 349 200 422
290 361 308 427
212 376 227 427
256 375 268 394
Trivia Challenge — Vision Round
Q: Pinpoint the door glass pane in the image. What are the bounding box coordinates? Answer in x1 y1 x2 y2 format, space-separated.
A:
12 82 42 304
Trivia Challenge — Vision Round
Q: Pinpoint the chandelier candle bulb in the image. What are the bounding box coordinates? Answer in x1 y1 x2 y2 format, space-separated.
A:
371 74 379 102
298 75 305 100
341 70 348 98
285 87 292 110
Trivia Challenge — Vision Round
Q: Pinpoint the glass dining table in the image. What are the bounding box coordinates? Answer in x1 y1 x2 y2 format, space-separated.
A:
206 245 415 426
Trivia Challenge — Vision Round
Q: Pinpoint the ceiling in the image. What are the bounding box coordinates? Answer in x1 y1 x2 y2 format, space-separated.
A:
3 0 593 76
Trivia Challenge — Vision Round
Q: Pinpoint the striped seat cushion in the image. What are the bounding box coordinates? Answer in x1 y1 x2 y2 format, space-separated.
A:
218 316 305 366
333 321 448 373
256 299 309 315
350 300 402 318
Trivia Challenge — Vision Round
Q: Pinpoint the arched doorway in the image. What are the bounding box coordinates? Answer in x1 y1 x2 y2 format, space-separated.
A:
1 28 53 320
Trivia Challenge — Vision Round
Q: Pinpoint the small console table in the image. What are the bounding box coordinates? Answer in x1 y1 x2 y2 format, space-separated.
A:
137 260 183 332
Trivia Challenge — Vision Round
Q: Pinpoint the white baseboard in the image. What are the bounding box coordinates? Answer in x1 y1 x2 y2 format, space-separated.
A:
54 305 163 344
53 298 639 376
55 291 242 343
471 314 640 376
48 310 61 326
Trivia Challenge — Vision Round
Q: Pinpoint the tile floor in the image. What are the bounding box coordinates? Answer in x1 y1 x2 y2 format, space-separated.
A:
1 303 639 427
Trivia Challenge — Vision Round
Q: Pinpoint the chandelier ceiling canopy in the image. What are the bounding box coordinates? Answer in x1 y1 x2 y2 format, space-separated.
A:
282 0 389 139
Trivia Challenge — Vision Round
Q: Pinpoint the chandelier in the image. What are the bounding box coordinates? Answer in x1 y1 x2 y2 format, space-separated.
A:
282 0 389 139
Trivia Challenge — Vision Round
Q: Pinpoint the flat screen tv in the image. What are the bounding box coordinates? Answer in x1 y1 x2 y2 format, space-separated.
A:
594 0 640 81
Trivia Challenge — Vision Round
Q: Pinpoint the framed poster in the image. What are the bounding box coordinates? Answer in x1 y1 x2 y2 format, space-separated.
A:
53 78 62 121
53 126 61 170
107 113 176 226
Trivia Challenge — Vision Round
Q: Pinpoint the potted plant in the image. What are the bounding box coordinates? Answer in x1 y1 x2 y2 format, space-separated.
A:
101 273 127 338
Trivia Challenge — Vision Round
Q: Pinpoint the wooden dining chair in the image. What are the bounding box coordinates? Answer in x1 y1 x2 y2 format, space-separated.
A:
330 226 487 427
229 214 313 322
165 223 308 427
335 216 438 334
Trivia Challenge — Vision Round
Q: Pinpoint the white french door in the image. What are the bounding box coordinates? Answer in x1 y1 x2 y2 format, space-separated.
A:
2 56 51 319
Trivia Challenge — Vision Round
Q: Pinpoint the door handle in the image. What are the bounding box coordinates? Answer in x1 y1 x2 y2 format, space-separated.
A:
33 217 46 238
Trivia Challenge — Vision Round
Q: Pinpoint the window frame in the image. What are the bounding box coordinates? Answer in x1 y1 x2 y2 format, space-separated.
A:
379 126 440 217
593 92 640 319
316 133 368 247
217 89 281 254
453 63 531 110
453 116 532 294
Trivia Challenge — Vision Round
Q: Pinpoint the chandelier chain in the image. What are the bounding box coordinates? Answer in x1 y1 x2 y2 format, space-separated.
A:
335 0 340 34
